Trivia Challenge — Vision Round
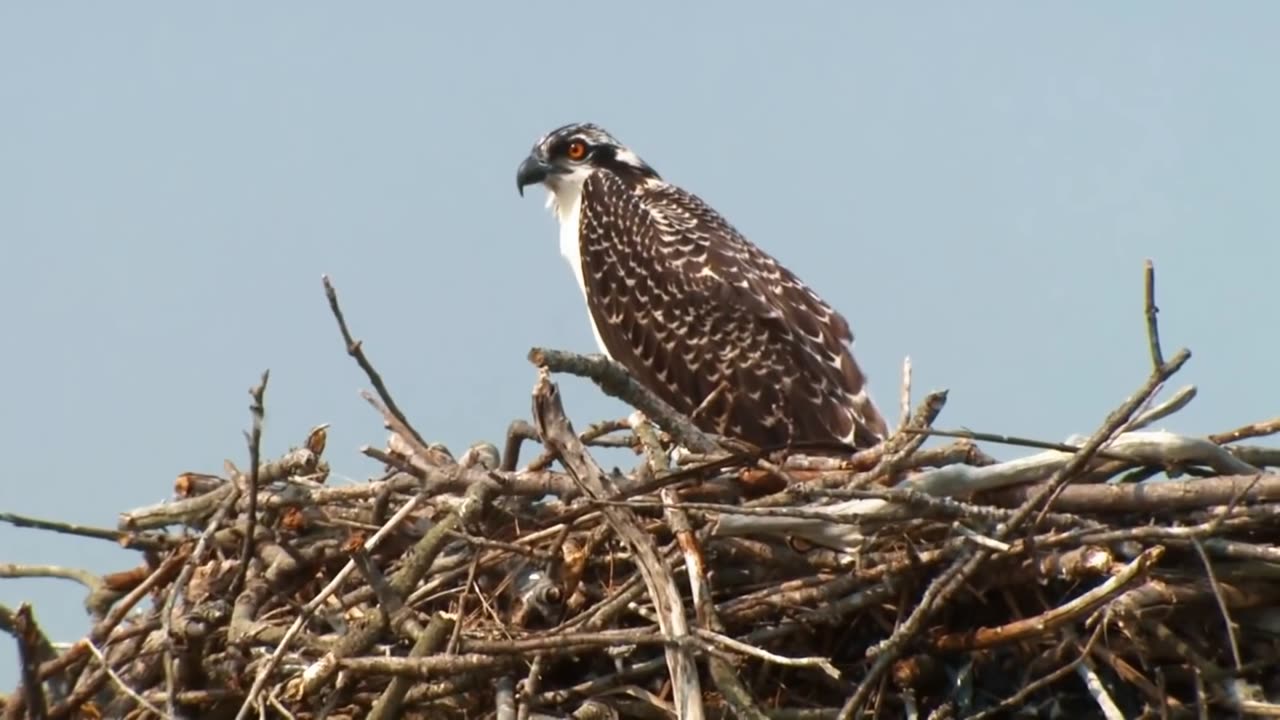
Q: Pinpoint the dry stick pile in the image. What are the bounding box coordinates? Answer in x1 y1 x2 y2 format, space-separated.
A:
3 262 1280 720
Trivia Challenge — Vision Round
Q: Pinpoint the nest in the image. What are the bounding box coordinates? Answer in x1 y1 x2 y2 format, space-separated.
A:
3 268 1280 720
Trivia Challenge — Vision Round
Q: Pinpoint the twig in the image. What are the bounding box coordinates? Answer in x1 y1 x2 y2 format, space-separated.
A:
0 599 58 707
694 628 841 679
722 432 1254 548
931 546 1163 651
13 604 48 720
980 472 1280 514
231 369 269 598
83 640 166 718
0 564 102 594
525 418 631 473
119 482 236 531
1028 355 1190 529
1124 384 1197 432
1210 416 1280 445
89 549 189 649
1086 640 1176 712
349 546 406 620
360 448 578 498
0 512 170 552
899 429 1257 502
1191 539 1242 671
953 524 1011 552
1231 444 1280 468
529 347 720 454
903 427 1140 463
337 653 518 678
323 274 428 450
363 390 454 467
530 657 667 705
897 356 912 434
631 412 669 479
367 613 454 720
1076 654 1126 720
964 626 1105 720
496 675 516 720
839 389 948 492
447 555 479 654
502 419 540 471
689 380 731 426
1144 259 1164 370
516 654 546 720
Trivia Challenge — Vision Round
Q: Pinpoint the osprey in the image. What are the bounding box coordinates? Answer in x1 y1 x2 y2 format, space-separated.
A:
516 122 888 450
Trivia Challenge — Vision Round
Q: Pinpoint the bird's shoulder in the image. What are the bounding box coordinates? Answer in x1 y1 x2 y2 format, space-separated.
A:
598 173 854 344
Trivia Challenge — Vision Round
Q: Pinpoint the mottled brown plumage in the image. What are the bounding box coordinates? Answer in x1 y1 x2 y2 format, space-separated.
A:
517 123 888 450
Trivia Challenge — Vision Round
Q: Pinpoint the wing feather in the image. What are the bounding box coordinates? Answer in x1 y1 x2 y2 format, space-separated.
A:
577 171 887 449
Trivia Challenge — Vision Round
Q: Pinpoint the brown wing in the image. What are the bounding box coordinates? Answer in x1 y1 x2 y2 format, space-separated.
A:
577 171 887 449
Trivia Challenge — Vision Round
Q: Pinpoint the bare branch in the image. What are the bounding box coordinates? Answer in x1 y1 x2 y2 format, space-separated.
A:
231 369 269 598
530 346 720 454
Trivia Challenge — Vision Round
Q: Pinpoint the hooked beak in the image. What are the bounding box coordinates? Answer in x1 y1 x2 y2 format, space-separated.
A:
516 154 554 197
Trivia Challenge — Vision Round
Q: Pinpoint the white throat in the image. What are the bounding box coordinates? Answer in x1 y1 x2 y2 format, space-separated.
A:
545 183 612 358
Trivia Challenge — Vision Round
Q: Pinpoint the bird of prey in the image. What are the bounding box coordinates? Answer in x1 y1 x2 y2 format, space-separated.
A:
515 122 888 451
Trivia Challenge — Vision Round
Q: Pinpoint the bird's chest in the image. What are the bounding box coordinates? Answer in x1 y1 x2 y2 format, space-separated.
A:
556 191 588 299
552 187 612 358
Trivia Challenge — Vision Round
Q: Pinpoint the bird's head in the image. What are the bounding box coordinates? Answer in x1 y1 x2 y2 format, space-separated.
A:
515 123 659 202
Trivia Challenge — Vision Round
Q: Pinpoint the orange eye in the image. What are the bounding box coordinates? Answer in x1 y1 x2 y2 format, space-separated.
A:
566 140 587 160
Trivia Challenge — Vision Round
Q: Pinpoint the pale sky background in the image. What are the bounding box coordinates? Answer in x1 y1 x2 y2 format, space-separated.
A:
2 3 1277 686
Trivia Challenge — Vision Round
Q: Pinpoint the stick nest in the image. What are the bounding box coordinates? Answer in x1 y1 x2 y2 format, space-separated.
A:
3 268 1280 720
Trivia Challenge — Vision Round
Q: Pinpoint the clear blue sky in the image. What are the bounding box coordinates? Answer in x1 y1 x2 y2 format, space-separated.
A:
2 3 1277 686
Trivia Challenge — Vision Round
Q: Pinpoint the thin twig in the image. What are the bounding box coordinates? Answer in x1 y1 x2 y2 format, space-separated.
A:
1210 416 1280 445
323 274 428 449
13 604 48 720
931 546 1163 652
695 628 841 679
0 512 170 551
1124 384 1197 432
367 613 454 720
964 625 1105 720
84 640 166 718
903 427 1141 463
1191 539 1242 671
1144 259 1164 370
231 370 269 598
0 564 103 594
897 355 912 434
1076 653 1126 720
